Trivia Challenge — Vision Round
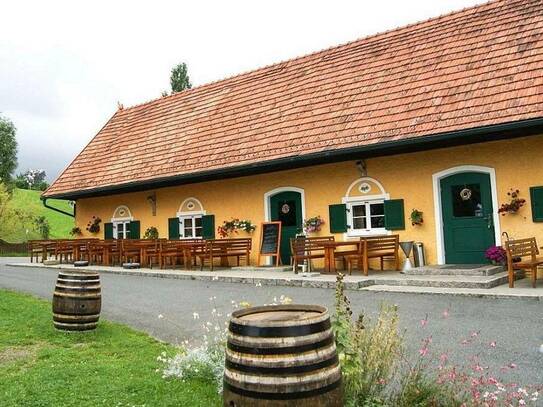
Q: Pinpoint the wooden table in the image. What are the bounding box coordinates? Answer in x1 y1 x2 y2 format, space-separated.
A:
322 241 360 274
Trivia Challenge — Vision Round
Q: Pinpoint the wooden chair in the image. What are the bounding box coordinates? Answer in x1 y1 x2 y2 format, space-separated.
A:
198 238 252 271
346 235 400 275
505 237 542 288
291 236 334 273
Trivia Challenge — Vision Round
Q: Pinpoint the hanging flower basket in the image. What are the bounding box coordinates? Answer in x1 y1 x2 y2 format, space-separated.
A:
303 216 325 234
217 218 256 238
86 217 102 234
498 189 526 216
410 209 423 226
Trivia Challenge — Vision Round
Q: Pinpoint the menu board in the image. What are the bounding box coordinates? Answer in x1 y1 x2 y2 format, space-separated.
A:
258 222 282 266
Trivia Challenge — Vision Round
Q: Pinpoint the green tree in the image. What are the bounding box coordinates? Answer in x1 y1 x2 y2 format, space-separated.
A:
170 62 192 93
0 116 18 184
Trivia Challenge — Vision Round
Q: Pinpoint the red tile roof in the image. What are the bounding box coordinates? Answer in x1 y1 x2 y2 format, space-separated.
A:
44 0 543 198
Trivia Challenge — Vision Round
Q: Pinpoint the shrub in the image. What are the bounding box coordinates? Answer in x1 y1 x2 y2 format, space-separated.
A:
333 273 403 406
33 216 50 239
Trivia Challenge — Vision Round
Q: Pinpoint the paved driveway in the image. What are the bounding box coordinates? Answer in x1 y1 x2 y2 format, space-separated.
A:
0 262 542 387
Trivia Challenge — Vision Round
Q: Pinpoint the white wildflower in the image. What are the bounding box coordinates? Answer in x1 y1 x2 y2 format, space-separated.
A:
158 314 164 319
193 312 200 320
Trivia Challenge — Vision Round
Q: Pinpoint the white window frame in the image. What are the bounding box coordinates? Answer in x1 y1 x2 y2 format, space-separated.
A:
342 193 390 238
177 210 206 240
113 220 131 239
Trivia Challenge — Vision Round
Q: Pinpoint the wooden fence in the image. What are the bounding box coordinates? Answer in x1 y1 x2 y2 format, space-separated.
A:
0 239 28 255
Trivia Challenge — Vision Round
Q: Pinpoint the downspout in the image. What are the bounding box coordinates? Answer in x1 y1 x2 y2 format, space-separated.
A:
40 197 75 218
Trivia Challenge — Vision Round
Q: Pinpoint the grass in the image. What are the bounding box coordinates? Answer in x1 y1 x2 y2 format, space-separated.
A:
0 188 74 243
0 289 220 407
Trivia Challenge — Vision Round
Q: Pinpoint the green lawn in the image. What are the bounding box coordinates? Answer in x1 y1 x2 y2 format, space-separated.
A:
0 188 74 243
0 290 220 407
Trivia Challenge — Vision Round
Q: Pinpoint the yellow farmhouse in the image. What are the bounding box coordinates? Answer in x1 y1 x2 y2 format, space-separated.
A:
43 0 543 268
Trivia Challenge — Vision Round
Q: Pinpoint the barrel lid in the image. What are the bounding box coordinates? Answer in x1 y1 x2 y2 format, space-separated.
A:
231 304 328 327
58 270 100 278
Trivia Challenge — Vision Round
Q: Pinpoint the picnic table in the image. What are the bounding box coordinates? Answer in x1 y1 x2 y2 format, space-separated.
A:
321 241 360 274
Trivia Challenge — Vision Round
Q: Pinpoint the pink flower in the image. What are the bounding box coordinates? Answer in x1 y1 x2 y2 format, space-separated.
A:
419 347 429 357
470 331 479 338
420 316 428 327
489 341 497 348
442 309 450 318
509 363 517 369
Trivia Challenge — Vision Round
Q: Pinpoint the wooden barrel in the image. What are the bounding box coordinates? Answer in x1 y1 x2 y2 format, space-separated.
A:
52 270 101 331
223 304 342 407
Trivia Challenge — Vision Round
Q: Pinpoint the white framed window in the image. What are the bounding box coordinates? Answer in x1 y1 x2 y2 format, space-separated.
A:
347 200 386 236
113 220 130 239
179 214 203 239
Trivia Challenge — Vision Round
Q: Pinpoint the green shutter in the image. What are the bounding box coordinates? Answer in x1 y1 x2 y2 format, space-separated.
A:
530 186 543 222
202 215 215 239
329 204 347 233
168 217 180 240
104 223 113 239
129 220 140 239
384 199 405 230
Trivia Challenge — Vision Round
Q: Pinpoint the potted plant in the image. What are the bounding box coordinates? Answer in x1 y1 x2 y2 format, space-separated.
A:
143 226 159 239
70 226 83 237
303 216 325 234
484 245 507 265
410 209 423 226
217 218 256 238
86 216 102 234
498 189 526 216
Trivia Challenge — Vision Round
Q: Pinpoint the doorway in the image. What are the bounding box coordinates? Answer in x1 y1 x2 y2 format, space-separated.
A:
267 189 304 265
440 171 496 264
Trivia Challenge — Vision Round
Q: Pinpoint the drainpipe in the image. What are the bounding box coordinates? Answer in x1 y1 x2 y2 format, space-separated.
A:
40 197 75 218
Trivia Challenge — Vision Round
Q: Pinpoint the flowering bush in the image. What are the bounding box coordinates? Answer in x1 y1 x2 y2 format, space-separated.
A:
217 218 256 238
303 216 325 233
498 189 526 215
485 245 507 265
332 273 541 406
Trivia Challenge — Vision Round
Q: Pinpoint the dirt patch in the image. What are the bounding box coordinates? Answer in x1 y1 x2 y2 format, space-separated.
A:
0 344 41 365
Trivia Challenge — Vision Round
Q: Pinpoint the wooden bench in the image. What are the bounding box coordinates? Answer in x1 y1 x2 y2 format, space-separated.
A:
346 235 400 275
505 237 542 288
88 239 120 266
158 239 202 269
291 236 335 273
198 238 252 271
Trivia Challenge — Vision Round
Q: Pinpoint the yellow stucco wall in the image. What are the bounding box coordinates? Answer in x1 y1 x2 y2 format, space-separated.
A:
75 135 543 266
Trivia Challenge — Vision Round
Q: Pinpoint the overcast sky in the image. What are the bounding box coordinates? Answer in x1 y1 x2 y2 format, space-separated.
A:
1 0 484 181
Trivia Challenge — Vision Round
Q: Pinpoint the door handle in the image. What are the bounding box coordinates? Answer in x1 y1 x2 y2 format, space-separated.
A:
485 214 494 229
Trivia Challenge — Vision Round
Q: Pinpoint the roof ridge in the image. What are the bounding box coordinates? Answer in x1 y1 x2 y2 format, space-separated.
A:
121 0 503 112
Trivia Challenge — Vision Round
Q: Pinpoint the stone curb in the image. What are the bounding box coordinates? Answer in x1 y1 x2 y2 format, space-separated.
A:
6 263 542 299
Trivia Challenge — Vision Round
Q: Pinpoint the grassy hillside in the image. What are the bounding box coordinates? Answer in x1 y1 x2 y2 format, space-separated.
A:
0 188 74 243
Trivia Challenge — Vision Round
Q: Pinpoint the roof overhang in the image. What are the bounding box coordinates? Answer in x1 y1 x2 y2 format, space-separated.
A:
43 117 543 200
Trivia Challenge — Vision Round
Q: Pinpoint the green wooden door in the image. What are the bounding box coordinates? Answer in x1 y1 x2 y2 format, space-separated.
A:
270 191 303 265
440 172 495 264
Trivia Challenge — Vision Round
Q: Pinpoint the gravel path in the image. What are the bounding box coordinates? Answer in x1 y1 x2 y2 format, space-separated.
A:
1 262 542 387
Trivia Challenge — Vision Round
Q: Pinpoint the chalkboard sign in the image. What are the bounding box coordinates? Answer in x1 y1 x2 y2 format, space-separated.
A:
258 222 282 266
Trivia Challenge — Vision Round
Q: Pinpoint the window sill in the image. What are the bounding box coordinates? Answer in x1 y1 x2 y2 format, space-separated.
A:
345 229 390 238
